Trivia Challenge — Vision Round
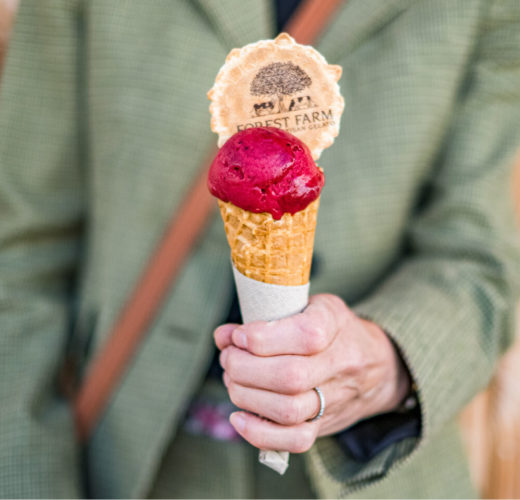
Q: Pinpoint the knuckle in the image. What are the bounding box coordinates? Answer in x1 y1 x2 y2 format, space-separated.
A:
345 348 366 376
283 362 307 394
322 293 351 325
278 397 303 425
227 383 242 408
326 293 346 310
320 293 344 312
247 328 264 354
301 320 328 353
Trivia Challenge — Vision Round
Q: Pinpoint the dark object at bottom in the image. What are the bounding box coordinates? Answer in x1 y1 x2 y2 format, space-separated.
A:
336 407 421 462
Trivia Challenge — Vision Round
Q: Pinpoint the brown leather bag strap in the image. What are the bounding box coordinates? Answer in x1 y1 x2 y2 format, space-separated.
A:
285 0 345 45
74 155 217 441
74 0 345 442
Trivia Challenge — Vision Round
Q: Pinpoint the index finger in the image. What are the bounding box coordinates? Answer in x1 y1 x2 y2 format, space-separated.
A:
232 294 350 356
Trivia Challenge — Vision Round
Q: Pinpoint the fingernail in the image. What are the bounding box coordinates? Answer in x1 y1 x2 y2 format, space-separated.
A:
230 412 246 432
214 325 226 336
233 328 247 349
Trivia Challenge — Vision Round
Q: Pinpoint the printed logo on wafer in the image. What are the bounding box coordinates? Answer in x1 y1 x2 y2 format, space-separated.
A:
208 33 344 160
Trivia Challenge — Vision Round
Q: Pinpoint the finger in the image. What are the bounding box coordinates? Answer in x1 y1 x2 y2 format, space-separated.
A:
231 294 350 356
214 323 240 350
229 411 319 453
224 376 324 425
220 345 327 394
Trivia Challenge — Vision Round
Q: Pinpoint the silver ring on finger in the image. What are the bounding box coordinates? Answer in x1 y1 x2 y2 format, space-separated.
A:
309 386 325 422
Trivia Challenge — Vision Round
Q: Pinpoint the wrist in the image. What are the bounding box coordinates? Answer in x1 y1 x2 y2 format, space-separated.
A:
361 318 413 413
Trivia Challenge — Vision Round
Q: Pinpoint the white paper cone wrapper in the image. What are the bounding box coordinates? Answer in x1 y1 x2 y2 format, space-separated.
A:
232 264 309 323
232 263 310 475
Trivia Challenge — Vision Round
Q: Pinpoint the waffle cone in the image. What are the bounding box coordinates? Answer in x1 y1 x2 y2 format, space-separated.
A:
218 198 319 286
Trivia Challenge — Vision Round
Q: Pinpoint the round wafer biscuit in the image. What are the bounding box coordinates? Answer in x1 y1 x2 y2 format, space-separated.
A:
208 33 344 160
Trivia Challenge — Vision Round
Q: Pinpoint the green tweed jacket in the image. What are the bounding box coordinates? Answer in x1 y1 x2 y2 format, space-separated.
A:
1 0 520 498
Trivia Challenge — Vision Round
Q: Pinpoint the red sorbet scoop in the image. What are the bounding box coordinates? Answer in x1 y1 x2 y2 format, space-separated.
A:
208 127 324 220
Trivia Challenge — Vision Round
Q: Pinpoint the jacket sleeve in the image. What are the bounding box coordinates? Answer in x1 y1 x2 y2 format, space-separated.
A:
0 1 84 497
307 1 520 497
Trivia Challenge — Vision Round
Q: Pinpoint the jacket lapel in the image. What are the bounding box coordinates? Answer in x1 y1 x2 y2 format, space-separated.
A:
194 0 417 63
194 0 274 48
317 0 418 62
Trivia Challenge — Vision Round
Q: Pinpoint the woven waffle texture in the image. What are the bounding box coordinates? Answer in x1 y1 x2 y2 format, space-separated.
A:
218 199 319 285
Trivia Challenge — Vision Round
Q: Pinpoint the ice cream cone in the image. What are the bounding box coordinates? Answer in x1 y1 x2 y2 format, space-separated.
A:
207 32 344 475
218 198 319 286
